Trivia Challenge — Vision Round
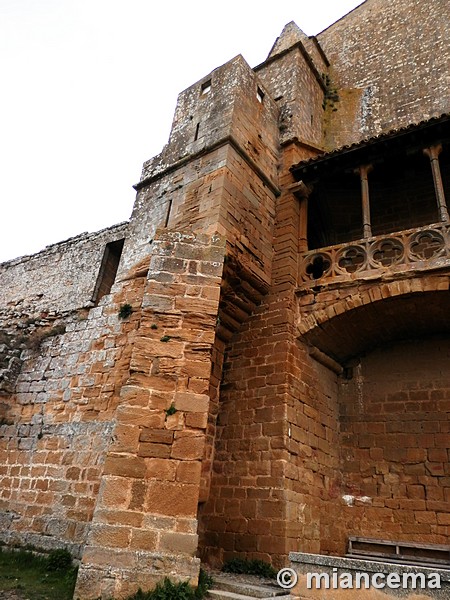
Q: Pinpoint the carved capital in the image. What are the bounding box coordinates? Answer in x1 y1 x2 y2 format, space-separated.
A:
287 180 313 198
354 164 374 179
423 144 443 161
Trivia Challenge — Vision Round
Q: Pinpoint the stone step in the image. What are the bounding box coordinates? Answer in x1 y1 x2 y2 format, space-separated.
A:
208 577 289 599
210 576 285 598
208 591 291 600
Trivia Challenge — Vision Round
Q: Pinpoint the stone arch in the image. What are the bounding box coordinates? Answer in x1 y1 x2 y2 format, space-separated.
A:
297 274 450 364
296 273 450 553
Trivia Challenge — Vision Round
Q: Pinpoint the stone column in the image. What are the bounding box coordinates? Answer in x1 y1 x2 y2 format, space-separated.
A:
357 165 373 239
288 181 312 252
423 144 449 222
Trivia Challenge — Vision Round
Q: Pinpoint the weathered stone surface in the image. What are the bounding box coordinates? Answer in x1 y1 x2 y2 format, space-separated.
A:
1 3 450 598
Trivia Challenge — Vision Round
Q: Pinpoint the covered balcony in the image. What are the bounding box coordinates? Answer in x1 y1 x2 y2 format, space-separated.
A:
290 114 450 287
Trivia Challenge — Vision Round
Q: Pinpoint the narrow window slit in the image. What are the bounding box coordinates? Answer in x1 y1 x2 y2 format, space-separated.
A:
165 198 173 228
92 239 125 306
201 80 211 95
194 122 200 141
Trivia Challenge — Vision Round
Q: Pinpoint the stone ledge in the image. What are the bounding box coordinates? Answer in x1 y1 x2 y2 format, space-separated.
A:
290 552 450 599
290 552 450 580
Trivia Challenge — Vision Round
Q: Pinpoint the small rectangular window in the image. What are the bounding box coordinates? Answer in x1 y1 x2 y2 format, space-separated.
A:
92 239 125 305
201 80 211 95
257 87 265 103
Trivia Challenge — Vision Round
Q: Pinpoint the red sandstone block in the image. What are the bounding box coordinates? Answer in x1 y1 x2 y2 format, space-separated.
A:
96 508 144 528
396 510 415 523
399 499 427 511
415 511 437 524
175 296 219 314
425 462 445 476
139 429 173 444
139 443 171 459
437 513 450 525
407 485 425 499
406 448 427 462
144 481 198 516
181 360 212 379
185 412 208 429
66 467 81 480
165 412 185 430
171 433 205 460
174 392 209 413
258 500 284 519
160 531 198 555
176 461 201 484
90 524 130 548
434 434 449 448
129 528 158 550
187 378 209 395
257 535 286 554
428 448 448 462
103 456 146 479
145 458 177 481
116 406 165 428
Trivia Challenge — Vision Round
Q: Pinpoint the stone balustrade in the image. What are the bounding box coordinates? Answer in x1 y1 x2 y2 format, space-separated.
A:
299 222 450 286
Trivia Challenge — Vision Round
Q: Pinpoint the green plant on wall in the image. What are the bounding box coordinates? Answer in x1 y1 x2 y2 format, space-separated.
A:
165 403 177 417
118 303 133 319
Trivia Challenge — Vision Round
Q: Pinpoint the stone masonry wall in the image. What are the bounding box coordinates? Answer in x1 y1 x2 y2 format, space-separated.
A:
75 231 226 599
2 4 450 595
197 142 337 568
0 223 128 315
296 273 450 555
0 253 144 556
318 0 450 146
0 223 129 400
338 337 450 546
256 42 325 149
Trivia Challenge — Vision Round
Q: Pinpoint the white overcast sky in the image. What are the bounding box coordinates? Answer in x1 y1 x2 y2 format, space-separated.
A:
0 0 364 263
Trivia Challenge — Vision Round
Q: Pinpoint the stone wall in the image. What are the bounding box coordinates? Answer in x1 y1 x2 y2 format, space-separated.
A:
0 220 141 556
256 28 326 150
0 223 128 315
0 222 129 396
319 0 450 146
338 337 450 545
1 2 450 597
75 231 226 599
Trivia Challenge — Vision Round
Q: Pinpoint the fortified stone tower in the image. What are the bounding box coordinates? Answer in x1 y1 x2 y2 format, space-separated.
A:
0 0 449 598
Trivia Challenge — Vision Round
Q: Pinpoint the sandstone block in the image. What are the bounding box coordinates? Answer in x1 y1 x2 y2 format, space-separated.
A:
185 412 208 429
176 461 202 484
145 458 177 481
89 524 130 548
116 406 165 428
103 456 146 479
171 433 205 460
159 531 198 555
139 442 171 459
129 528 158 550
145 481 199 516
174 392 209 413
140 428 174 444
